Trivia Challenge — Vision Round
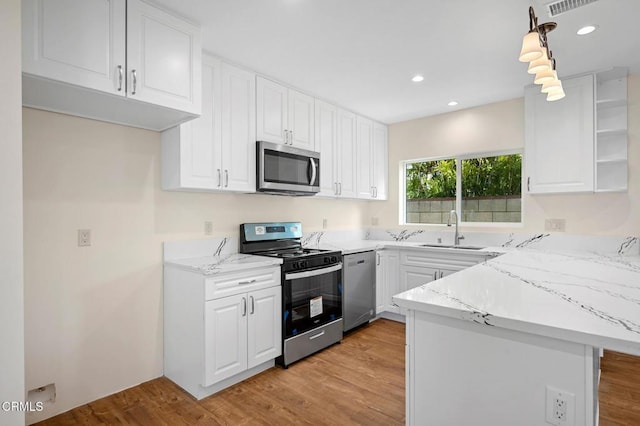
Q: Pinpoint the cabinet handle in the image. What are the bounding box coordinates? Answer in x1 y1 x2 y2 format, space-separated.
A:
225 170 229 187
241 297 247 316
239 279 257 285
440 271 444 279
334 182 338 195
339 182 342 195
131 69 137 95
374 186 378 198
117 65 123 91
376 253 380 266
433 271 437 280
217 169 221 187
527 177 530 192
250 296 255 315
289 130 294 145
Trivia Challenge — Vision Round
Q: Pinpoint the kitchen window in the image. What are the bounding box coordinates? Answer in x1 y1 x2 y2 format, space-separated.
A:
402 151 522 225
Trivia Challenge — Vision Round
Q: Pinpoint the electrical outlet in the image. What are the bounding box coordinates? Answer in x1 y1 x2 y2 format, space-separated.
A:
371 217 379 226
77 229 91 247
545 386 575 425
322 218 328 229
204 221 213 236
545 219 566 232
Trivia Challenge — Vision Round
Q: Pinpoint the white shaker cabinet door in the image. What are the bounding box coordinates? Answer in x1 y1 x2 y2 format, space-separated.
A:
204 294 248 387
525 74 595 194
221 63 256 192
247 286 282 369
22 0 126 96
356 116 374 199
126 0 201 114
256 77 288 144
315 100 338 196
336 109 358 198
288 89 315 150
372 122 388 200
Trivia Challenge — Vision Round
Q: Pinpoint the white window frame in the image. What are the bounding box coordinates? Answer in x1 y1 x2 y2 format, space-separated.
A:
400 149 524 227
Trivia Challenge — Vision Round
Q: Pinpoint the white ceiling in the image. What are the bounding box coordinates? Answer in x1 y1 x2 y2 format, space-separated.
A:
154 0 640 124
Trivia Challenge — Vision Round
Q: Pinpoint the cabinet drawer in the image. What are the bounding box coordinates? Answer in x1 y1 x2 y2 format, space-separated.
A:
401 250 486 271
205 267 280 300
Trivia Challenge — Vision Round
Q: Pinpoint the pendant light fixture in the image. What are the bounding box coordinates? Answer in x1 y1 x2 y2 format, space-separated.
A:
519 7 564 102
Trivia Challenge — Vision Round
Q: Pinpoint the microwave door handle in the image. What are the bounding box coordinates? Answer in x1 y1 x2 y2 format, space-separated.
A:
309 158 317 185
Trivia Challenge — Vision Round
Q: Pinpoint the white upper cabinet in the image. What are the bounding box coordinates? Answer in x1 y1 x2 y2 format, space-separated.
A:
356 116 374 199
220 63 257 192
315 99 339 197
161 56 256 193
126 0 201 113
372 122 388 200
256 77 315 150
336 109 358 198
355 117 388 200
22 0 127 95
22 0 201 131
525 74 595 194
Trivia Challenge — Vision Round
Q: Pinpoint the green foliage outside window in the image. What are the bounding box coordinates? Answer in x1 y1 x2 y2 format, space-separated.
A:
406 154 522 199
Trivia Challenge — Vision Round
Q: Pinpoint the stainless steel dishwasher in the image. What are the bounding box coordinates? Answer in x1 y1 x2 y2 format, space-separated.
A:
342 250 376 332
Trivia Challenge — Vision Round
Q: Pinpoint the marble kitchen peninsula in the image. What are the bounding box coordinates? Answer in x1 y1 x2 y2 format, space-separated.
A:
393 248 640 426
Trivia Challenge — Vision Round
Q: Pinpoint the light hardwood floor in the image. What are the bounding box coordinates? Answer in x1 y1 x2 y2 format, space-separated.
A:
36 319 639 425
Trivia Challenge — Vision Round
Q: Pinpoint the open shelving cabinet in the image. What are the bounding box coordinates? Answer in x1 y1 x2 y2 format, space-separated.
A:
595 68 628 192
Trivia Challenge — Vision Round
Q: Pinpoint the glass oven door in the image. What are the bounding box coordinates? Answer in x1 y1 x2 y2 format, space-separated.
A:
283 264 342 338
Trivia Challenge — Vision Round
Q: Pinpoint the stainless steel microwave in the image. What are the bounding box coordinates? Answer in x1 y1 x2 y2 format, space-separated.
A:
256 141 320 196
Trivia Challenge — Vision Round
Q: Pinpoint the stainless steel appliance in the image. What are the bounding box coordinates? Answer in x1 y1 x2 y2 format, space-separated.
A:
239 222 342 367
256 141 320 195
342 250 376 332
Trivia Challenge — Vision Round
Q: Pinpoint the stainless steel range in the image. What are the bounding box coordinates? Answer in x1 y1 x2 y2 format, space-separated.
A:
240 222 343 367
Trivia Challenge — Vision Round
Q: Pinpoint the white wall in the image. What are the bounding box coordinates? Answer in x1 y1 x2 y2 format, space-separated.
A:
22 107 369 422
0 1 25 425
372 73 640 236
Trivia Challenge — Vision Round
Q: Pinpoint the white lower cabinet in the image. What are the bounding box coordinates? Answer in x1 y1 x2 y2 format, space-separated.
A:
164 265 281 400
375 250 400 314
204 285 280 387
376 248 493 317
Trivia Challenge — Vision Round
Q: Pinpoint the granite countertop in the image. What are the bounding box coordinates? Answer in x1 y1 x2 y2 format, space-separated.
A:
165 253 282 276
393 249 640 355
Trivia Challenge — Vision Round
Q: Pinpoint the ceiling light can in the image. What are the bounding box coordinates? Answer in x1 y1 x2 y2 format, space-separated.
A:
412 75 424 83
447 101 458 107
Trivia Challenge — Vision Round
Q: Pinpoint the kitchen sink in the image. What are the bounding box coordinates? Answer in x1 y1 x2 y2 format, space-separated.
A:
419 244 485 250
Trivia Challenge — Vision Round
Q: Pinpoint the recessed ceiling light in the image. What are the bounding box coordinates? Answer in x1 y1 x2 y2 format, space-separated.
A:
577 25 597 35
447 101 458 107
411 75 424 83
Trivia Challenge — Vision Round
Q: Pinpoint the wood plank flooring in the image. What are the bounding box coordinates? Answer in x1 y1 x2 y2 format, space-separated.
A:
36 319 640 425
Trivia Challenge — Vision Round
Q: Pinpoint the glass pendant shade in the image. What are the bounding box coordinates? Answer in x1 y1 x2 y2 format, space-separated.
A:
519 31 543 62
547 83 566 101
541 72 561 93
527 48 550 74
534 67 555 84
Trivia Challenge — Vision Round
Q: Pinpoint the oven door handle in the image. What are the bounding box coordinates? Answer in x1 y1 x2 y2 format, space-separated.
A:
285 264 342 281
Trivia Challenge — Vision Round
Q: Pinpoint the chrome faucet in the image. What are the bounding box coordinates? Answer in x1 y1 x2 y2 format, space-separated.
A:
447 210 464 246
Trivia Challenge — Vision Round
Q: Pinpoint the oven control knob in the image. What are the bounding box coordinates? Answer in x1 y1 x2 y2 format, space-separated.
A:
300 260 308 269
324 256 331 264
292 261 299 270
330 256 338 263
